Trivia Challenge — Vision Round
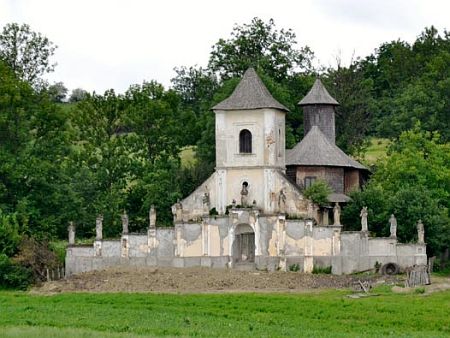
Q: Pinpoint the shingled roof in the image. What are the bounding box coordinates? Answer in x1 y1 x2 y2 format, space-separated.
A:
212 68 289 112
286 126 367 170
298 78 339 106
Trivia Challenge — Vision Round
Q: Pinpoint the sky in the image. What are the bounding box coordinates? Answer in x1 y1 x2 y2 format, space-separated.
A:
1 0 449 94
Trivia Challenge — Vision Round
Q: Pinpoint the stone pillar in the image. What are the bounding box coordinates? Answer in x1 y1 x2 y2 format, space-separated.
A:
202 219 209 256
121 236 129 258
68 222 75 245
304 219 314 273
94 215 103 257
175 224 184 257
147 226 157 255
277 215 287 271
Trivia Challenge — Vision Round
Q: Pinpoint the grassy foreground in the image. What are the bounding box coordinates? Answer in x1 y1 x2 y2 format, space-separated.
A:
0 289 449 337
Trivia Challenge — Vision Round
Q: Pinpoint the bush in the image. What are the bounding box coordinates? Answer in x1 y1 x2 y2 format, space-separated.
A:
0 211 22 257
312 266 332 274
303 180 332 207
0 254 32 290
289 263 300 272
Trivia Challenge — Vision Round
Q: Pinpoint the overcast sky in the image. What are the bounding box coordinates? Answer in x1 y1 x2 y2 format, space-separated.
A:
1 0 449 94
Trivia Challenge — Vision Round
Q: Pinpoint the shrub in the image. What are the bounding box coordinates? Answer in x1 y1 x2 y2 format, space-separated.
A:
289 263 300 272
303 180 332 207
312 266 332 274
0 211 22 257
0 254 32 290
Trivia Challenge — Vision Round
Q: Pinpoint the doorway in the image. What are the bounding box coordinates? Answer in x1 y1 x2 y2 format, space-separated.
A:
235 224 255 262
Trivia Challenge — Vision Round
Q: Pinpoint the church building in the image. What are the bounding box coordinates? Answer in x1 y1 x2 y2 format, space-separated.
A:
66 68 427 276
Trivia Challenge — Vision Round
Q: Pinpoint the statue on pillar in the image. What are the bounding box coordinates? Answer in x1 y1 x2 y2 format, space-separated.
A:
307 201 314 219
149 205 156 228
389 214 397 238
121 210 129 234
95 215 103 240
417 220 425 244
240 182 249 207
360 207 368 232
68 221 76 245
202 192 210 215
278 188 286 213
333 203 341 225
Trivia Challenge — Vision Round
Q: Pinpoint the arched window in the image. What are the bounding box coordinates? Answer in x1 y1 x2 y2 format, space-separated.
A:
239 129 252 153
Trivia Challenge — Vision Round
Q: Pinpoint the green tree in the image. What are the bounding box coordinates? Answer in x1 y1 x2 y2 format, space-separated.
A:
0 23 56 85
208 18 314 81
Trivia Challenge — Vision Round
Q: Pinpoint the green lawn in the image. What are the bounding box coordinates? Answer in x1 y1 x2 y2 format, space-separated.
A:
364 138 390 165
1 289 449 337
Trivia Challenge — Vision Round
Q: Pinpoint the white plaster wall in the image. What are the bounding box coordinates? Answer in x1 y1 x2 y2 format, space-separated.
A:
368 238 397 256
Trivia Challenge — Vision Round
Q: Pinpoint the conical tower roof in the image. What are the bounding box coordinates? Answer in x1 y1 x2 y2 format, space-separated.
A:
212 68 289 112
286 126 366 169
298 78 339 106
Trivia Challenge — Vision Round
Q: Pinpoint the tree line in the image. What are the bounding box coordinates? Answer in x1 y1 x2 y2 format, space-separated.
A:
0 19 449 287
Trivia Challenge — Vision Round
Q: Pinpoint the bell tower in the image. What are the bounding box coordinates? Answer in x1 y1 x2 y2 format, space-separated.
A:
298 78 339 143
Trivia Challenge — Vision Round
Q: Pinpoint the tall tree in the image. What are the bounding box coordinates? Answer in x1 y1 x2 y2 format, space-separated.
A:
208 18 314 81
0 23 56 86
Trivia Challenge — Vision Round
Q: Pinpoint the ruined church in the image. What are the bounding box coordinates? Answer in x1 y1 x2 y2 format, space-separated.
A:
66 68 427 275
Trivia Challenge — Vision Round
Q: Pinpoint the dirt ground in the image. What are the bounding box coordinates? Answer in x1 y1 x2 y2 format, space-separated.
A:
34 267 404 294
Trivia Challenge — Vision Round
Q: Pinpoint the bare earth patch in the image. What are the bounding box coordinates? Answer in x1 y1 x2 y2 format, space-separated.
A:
33 267 399 294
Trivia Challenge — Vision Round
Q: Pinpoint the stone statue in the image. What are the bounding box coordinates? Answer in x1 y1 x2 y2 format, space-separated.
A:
240 183 249 207
278 189 286 213
121 210 129 234
360 207 368 232
68 221 75 245
149 205 156 228
232 199 236 209
95 215 103 240
333 203 341 225
389 214 397 238
417 220 425 244
172 199 182 222
202 192 210 214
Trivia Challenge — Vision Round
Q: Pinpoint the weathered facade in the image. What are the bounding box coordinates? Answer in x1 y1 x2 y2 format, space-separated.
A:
66 68 426 276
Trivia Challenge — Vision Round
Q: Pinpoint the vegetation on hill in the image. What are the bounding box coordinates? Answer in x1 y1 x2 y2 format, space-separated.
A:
0 19 449 287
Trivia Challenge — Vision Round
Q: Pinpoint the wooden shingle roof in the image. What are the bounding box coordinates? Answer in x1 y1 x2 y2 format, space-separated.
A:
212 68 289 112
286 126 367 169
298 78 339 106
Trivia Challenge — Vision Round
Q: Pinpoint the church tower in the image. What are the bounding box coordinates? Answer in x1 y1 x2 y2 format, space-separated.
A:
212 68 289 213
298 78 339 144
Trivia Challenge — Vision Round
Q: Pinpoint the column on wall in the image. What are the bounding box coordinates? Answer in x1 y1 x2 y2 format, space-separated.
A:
304 219 314 273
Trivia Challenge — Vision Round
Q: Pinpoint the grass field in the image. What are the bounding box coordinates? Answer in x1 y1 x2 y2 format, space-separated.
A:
1 289 449 337
363 138 390 165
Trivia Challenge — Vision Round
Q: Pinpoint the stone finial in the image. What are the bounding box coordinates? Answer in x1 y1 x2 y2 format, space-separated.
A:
360 207 368 232
232 199 236 209
333 202 341 225
68 221 76 245
121 210 129 234
95 215 103 240
149 205 156 228
389 214 397 238
417 220 425 244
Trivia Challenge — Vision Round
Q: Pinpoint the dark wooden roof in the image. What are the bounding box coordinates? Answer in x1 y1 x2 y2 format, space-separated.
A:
286 126 367 170
212 68 289 112
298 78 339 106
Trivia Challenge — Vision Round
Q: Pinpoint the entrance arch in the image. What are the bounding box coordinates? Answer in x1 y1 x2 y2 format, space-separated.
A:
234 224 255 263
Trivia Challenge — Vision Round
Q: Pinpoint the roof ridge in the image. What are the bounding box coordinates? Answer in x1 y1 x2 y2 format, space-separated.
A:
212 68 289 112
